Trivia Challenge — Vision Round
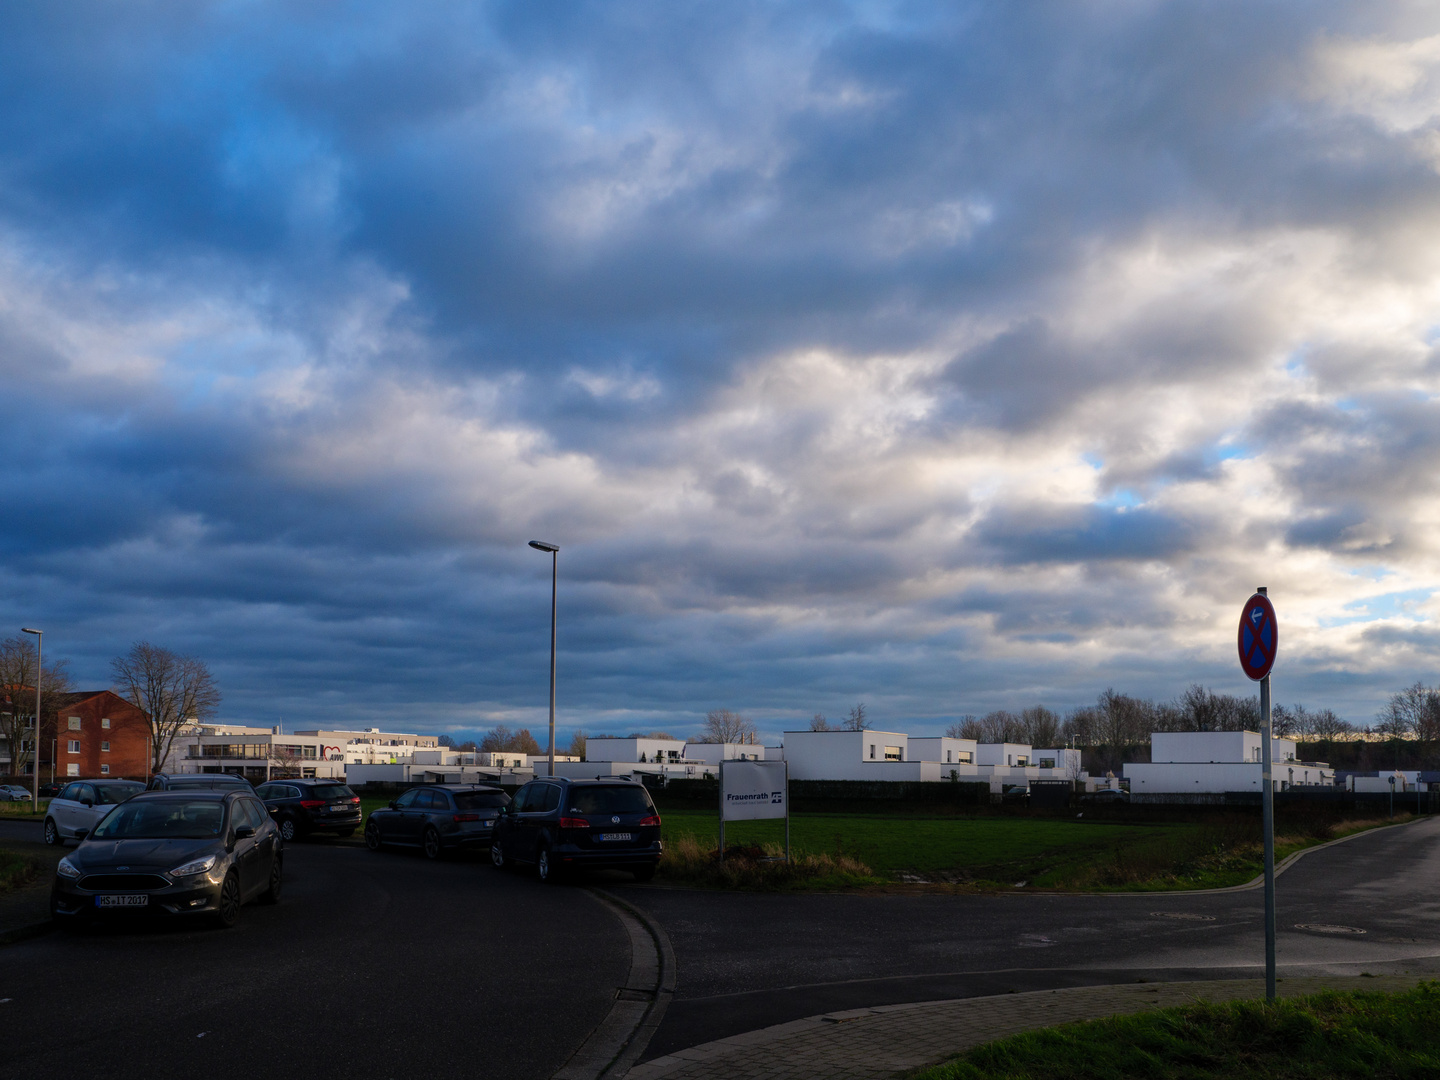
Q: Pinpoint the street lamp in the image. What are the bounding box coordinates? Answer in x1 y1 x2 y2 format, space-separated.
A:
21 628 41 811
528 541 559 778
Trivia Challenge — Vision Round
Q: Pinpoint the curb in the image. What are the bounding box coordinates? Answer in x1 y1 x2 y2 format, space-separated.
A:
552 887 677 1080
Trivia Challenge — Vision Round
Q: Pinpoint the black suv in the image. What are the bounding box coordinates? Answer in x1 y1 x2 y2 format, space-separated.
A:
489 778 661 883
147 773 254 791
255 779 362 841
365 784 511 859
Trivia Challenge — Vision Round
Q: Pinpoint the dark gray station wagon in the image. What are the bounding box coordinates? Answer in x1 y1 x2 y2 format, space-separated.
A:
365 784 511 859
489 778 662 883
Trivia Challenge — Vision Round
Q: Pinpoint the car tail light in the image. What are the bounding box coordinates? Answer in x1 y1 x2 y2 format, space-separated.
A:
639 813 661 826
560 816 589 829
299 800 326 809
453 813 480 822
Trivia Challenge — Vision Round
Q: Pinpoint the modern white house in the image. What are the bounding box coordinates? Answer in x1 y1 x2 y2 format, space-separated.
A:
907 737 977 766
1125 731 1333 796
975 742 1032 767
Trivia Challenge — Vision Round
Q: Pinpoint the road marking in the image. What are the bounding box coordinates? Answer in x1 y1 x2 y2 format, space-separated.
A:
1150 912 1216 921
1294 923 1366 935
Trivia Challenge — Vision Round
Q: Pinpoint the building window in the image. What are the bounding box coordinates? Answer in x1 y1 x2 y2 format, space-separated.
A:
102 718 111 729
869 744 876 759
68 716 81 730
101 741 110 752
884 746 901 761
1017 756 1028 767
67 740 81 754
66 763 79 777
100 764 110 775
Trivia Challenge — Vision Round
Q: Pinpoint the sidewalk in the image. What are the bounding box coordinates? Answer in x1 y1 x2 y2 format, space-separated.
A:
625 974 1427 1080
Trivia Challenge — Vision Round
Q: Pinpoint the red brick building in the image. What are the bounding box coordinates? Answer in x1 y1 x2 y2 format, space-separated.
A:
37 691 151 782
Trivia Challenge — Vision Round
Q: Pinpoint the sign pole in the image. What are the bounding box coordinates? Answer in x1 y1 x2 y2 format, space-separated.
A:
718 761 725 864
1257 586 1277 1002
784 761 791 864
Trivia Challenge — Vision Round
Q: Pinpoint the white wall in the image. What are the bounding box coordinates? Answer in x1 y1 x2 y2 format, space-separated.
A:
683 742 765 765
1032 748 1082 775
975 743 1032 767
907 737 978 765
585 738 687 763
1150 731 1300 765
781 730 914 779
1126 761 1333 793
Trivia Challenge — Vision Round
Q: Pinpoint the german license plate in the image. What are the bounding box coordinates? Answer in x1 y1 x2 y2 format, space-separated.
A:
97 894 148 908
330 803 348 810
598 832 633 842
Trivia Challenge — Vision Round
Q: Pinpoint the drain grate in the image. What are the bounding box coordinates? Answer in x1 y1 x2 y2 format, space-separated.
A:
1151 912 1217 922
1295 923 1366 935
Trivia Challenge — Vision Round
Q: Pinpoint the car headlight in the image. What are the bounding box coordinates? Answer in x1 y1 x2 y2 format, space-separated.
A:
170 854 218 877
56 857 82 880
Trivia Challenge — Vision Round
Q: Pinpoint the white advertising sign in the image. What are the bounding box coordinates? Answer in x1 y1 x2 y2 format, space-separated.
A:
720 760 787 821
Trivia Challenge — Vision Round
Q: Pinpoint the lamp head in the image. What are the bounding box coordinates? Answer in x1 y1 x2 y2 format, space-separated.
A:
528 540 559 553
21 628 40 635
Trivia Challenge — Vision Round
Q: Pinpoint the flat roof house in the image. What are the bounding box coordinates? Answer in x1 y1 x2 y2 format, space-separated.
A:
1126 731 1332 797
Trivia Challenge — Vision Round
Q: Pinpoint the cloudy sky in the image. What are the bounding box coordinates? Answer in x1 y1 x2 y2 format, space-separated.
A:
3 1 1439 742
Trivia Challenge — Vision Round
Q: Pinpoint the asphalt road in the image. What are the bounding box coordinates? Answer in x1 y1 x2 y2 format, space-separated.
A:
615 815 1440 1059
0 821 629 1080
4 815 1438 1078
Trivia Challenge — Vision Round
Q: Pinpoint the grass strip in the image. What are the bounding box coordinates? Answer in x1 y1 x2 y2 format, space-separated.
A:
0 848 42 896
914 984 1440 1080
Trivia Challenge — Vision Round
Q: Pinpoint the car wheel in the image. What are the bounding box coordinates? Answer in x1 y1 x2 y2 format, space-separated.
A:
536 846 563 884
259 856 283 905
279 816 299 842
44 818 62 846
632 863 657 883
212 871 242 929
422 826 442 860
365 820 384 851
490 841 507 870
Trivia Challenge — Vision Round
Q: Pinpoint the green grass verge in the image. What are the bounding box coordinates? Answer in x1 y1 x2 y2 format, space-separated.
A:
914 984 1440 1079
0 798 49 819
0 847 42 896
652 807 1407 892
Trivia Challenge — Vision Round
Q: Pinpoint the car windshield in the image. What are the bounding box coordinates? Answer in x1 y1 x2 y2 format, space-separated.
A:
94 782 144 805
91 800 227 839
569 786 653 814
311 785 354 800
454 791 510 810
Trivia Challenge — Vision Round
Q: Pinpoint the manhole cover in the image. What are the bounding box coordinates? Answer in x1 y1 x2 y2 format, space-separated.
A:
1151 912 1217 922
1295 923 1366 935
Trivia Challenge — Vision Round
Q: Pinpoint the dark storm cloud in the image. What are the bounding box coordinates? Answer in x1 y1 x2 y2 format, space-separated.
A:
0 1 1437 734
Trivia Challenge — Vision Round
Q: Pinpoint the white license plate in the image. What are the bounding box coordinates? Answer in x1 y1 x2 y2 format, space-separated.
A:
96 894 148 908
330 803 349 810
598 832 634 842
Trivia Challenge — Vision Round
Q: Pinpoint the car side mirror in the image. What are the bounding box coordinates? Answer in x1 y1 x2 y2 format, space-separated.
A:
74 829 88 841
234 826 255 840
81 799 93 807
389 800 400 810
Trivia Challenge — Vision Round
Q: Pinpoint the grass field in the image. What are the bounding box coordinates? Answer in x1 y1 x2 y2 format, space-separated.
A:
914 984 1440 1079
650 804 1406 891
0 798 48 820
0 848 41 896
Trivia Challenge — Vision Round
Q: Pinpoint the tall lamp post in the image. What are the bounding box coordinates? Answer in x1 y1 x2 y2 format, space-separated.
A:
21 628 41 811
528 541 559 778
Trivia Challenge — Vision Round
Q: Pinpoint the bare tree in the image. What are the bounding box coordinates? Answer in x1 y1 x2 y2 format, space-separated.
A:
0 636 71 779
479 725 543 756
567 729 588 759
699 709 757 744
844 703 870 731
976 710 1023 743
946 715 981 740
111 642 220 776
1020 706 1060 748
268 743 302 778
1378 683 1440 768
809 713 833 731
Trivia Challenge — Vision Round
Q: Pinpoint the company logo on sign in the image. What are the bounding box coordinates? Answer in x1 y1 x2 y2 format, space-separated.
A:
771 790 783 803
726 792 774 803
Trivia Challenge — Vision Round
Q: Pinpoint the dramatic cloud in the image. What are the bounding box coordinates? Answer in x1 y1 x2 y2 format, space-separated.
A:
2 1 1439 739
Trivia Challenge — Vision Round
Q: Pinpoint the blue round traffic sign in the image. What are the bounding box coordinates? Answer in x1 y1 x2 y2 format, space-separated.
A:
1237 592 1277 681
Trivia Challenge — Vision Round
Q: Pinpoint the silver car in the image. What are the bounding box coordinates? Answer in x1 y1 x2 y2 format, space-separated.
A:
44 780 146 845
0 784 32 802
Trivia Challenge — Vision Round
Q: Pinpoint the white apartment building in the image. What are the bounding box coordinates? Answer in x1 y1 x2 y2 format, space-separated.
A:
907 737 977 766
1125 731 1333 795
